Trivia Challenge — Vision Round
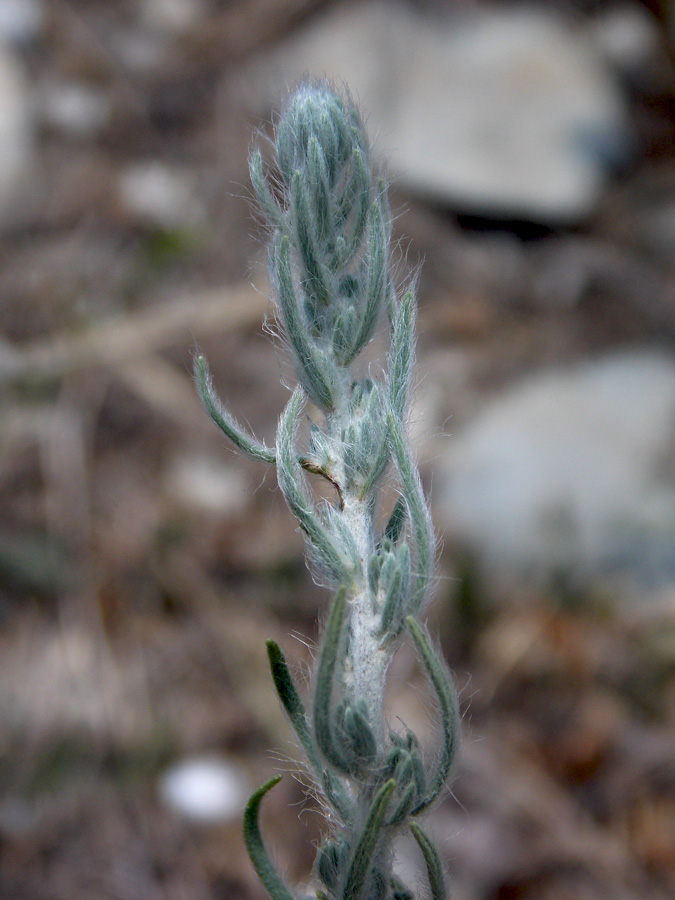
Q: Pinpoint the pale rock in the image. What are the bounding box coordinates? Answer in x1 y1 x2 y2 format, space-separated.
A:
165 454 249 516
0 0 43 45
40 82 110 139
240 2 628 223
588 3 662 77
114 0 204 70
159 756 249 824
142 0 205 35
113 32 166 73
438 353 675 585
530 236 659 309
117 162 202 227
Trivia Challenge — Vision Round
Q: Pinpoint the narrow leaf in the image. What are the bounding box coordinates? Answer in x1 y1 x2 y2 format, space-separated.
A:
383 497 406 546
249 150 285 231
387 290 415 420
410 822 447 900
388 412 435 613
343 705 377 763
340 146 370 265
277 390 349 582
317 841 341 891
194 354 276 464
378 573 403 637
275 236 335 410
344 198 387 363
292 171 331 309
341 779 396 900
322 769 353 823
266 640 322 775
406 617 460 814
387 781 416 826
313 587 351 773
358 428 390 500
243 776 296 900
307 136 331 243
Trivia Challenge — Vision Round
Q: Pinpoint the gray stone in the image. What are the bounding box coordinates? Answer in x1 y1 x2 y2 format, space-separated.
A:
438 352 675 587
0 0 43 45
142 0 206 35
588 3 662 79
164 453 249 516
239 2 628 223
40 82 111 140
117 161 203 227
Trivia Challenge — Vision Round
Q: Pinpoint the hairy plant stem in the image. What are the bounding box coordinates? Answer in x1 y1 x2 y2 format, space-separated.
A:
196 81 460 900
341 494 388 742
347 583 391 747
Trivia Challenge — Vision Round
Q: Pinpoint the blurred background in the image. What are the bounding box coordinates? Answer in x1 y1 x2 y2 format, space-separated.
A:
1 1 675 898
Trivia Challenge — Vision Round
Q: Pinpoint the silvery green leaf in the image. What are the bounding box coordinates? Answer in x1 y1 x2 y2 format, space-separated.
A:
243 777 296 900
194 354 276 464
249 150 285 231
277 390 349 581
388 290 416 421
341 779 395 900
388 410 435 613
274 236 338 410
313 588 351 774
410 823 447 900
406 617 460 815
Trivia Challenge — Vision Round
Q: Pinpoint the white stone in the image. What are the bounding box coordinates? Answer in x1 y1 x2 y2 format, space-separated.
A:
438 353 675 584
117 162 202 227
0 43 32 221
159 756 249 824
240 2 628 223
142 0 205 35
165 454 249 515
0 0 43 45
40 82 110 139
113 32 166 74
588 3 662 77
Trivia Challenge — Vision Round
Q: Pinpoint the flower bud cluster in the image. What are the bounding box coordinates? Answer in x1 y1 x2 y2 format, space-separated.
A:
251 83 390 410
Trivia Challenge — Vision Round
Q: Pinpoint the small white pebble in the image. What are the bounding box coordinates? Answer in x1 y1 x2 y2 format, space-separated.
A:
159 756 249 824
118 161 201 227
165 454 249 516
41 83 110 139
